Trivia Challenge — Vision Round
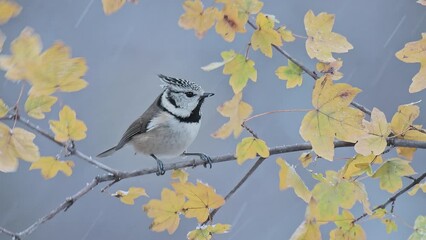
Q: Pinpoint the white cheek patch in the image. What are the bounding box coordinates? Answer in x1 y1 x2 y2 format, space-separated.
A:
161 92 192 118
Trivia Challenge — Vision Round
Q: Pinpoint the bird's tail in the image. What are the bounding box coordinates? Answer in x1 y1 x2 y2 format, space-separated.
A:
96 146 116 158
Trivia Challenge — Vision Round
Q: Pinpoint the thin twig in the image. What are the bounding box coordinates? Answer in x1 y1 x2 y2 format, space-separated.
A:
243 109 311 123
241 123 259 138
245 42 251 60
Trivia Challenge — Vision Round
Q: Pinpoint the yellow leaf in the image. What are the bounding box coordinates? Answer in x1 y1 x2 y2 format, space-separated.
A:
298 152 313 168
251 13 282 57
236 137 269 164
171 169 189 183
0 0 21 24
0 27 42 81
408 182 426 196
102 0 125 15
275 60 303 88
235 0 263 15
409 215 426 240
29 156 74 179
341 154 383 179
354 108 391 156
382 218 398 234
391 103 420 136
278 26 296 42
215 4 247 42
304 10 353 62
396 147 416 161
27 42 88 96
372 158 416 193
212 92 252 139
395 33 426 93
276 158 311 203
290 198 322 240
371 208 387 219
179 0 217 39
330 210 366 240
299 76 364 160
316 59 343 80
25 94 57 119
312 171 371 220
112 187 148 205
173 181 225 223
223 52 257 93
0 123 39 172
201 50 236 71
0 98 8 117
49 105 87 142
143 188 185 234
187 223 231 240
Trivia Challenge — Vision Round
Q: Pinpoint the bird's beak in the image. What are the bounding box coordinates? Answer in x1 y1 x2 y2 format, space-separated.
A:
202 92 215 98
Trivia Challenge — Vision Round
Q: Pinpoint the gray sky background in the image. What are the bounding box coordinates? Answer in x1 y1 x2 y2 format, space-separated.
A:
0 0 425 239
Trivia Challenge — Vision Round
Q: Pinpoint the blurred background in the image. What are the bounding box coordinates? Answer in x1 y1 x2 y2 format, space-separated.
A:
0 0 425 239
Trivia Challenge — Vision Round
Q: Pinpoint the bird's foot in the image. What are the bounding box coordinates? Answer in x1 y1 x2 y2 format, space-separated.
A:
156 160 165 176
183 152 212 169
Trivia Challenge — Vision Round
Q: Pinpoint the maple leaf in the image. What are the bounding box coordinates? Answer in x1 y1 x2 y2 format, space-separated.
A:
171 169 189 183
179 0 217 39
215 4 247 42
29 156 74 179
391 103 420 135
372 158 416 193
173 181 225 223
409 215 426 240
382 218 398 234
408 182 426 196
235 137 269 164
0 123 40 172
0 98 8 117
0 0 21 24
277 26 295 42
396 147 417 161
251 13 282 57
49 105 87 142
187 224 231 240
276 158 311 203
223 51 257 93
329 210 366 240
316 59 343 80
395 33 426 93
290 198 322 240
312 171 371 220
212 92 253 139
102 0 138 15
341 154 383 179
304 10 353 62
298 152 313 168
275 60 303 88
299 76 365 160
26 42 88 96
112 187 148 205
0 27 42 81
234 0 263 15
143 188 185 234
354 108 391 156
25 94 57 119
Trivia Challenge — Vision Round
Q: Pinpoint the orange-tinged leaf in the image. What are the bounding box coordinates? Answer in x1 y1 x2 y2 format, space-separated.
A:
223 53 257 93
0 0 21 24
330 210 366 240
0 123 40 172
236 137 269 164
298 152 313 168
171 169 189 183
341 154 383 179
299 76 364 160
275 60 303 88
112 187 148 205
354 108 391 156
391 104 420 136
0 98 8 117
408 182 426 196
278 26 295 42
409 215 426 240
143 188 185 234
0 27 42 81
102 0 125 15
212 92 252 139
27 42 88 96
316 59 343 80
29 156 74 179
372 158 416 193
187 223 231 240
304 10 353 62
25 94 57 119
396 147 416 160
215 4 247 42
173 181 225 223
179 0 217 39
276 158 311 202
49 105 87 142
395 33 426 93
251 13 282 57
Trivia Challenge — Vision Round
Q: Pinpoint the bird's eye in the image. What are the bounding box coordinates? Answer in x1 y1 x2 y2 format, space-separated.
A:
185 92 195 97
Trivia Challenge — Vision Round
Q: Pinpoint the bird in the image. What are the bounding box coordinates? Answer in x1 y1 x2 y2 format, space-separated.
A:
97 74 214 175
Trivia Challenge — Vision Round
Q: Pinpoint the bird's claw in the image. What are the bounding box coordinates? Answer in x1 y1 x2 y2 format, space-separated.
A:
156 160 165 176
200 154 212 169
